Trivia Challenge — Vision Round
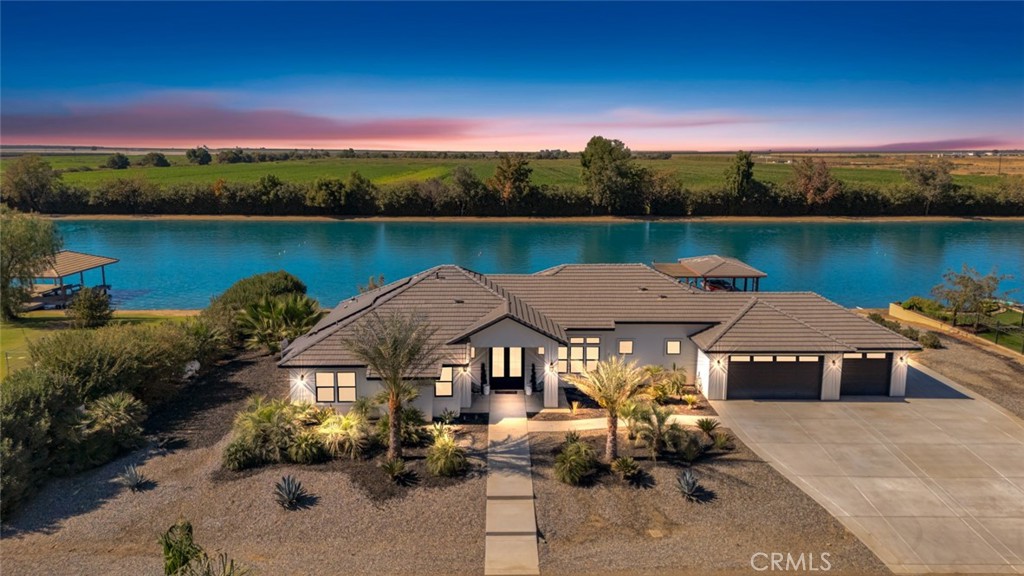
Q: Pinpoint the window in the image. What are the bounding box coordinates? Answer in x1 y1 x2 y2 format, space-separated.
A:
315 371 356 403
537 347 545 355
752 355 774 362
617 339 634 355
776 356 797 362
435 366 454 397
563 337 600 373
730 355 751 362
666 340 682 355
866 352 887 360
843 353 863 360
798 356 819 362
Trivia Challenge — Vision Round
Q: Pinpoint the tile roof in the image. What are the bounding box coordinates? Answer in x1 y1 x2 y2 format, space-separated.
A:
655 254 767 278
280 262 918 369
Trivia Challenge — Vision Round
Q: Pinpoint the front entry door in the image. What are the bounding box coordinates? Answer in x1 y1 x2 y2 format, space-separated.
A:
490 347 524 390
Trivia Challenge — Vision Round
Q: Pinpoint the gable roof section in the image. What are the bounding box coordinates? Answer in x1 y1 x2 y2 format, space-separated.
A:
691 297 854 353
37 250 119 279
671 254 767 278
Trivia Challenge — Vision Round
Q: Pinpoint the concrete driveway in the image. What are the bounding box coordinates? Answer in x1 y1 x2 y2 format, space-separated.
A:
713 361 1024 575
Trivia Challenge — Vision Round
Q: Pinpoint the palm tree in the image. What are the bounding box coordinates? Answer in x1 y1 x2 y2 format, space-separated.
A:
635 404 685 461
239 293 323 353
340 311 440 460
564 356 651 462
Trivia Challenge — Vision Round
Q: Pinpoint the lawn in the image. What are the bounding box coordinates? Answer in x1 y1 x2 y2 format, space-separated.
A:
978 308 1024 353
1 153 1009 191
0 310 194 379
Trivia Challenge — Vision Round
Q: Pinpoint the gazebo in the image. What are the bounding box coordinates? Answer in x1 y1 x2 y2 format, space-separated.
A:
28 250 119 310
652 254 766 292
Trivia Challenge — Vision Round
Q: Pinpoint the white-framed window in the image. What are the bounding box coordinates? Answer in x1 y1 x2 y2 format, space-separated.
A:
315 371 356 403
665 339 682 355
798 356 819 362
557 347 568 373
866 352 888 360
617 339 634 355
564 337 600 373
843 353 863 360
435 366 455 397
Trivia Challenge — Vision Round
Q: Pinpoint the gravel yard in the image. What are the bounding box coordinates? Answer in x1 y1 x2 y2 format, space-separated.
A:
913 333 1024 419
1 353 488 575
531 430 888 576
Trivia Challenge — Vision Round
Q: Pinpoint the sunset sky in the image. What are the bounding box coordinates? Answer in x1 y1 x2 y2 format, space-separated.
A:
2 1 1022 151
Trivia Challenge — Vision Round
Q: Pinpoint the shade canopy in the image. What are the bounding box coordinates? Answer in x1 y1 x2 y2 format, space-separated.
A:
37 250 119 280
653 254 767 279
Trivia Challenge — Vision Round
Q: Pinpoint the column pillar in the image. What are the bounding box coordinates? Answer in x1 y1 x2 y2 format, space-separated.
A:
543 341 560 408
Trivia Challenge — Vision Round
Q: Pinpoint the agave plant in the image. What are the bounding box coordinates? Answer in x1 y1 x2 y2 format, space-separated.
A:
681 394 700 409
677 469 702 503
118 464 148 492
274 475 308 510
695 417 720 437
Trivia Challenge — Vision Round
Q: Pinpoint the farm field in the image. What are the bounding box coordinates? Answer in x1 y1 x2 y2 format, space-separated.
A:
1 153 1016 191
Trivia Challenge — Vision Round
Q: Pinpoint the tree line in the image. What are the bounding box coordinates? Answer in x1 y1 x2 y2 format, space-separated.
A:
3 137 1023 216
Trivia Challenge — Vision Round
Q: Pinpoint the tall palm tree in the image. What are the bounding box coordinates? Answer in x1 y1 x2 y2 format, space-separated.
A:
564 356 651 462
340 311 440 460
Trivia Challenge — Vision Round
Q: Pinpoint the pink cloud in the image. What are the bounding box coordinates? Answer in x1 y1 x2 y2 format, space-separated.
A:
1 103 480 146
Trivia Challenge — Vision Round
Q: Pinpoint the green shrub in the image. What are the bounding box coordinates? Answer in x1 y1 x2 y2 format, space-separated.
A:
563 429 581 445
643 365 687 403
222 438 265 471
286 431 328 464
919 331 943 349
677 432 705 464
902 296 946 318
376 405 427 447
28 322 193 404
237 293 323 354
380 457 410 484
66 287 113 328
78 391 146 453
554 440 597 485
634 405 685 460
695 418 720 436
317 414 369 459
160 520 204 575
900 326 920 340
205 271 307 343
611 456 640 480
712 431 734 451
226 396 301 466
180 315 229 367
426 434 467 477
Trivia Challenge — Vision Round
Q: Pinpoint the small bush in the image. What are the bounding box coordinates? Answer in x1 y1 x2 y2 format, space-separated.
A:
67 287 113 328
677 432 705 464
226 396 302 467
677 469 702 502
900 326 920 340
118 464 148 492
206 271 308 344
160 520 204 575
554 440 597 485
381 457 410 484
570 400 581 415
902 296 946 318
317 414 369 459
274 475 309 510
563 429 581 445
222 438 265 471
376 405 427 447
287 431 328 464
695 418 720 436
712 431 734 451
426 434 468 477
438 408 457 426
681 394 699 409
611 456 640 480
919 331 942 349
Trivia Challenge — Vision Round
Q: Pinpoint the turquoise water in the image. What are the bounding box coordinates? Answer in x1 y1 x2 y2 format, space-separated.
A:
54 219 1023 309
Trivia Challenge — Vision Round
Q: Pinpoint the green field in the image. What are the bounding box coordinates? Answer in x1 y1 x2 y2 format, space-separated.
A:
978 308 1024 354
0 311 192 379
0 153 1007 191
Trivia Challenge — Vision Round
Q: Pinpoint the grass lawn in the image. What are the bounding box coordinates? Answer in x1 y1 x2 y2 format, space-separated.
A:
2 153 1009 191
978 308 1024 353
0 310 194 379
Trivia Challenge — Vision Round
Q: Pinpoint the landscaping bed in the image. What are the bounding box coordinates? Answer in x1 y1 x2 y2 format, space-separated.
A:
530 429 888 575
529 386 716 421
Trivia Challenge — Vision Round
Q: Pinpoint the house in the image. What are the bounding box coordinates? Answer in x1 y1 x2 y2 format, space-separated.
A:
279 262 920 418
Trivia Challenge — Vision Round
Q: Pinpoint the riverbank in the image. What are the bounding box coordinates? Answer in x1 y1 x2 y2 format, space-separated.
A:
43 213 1024 223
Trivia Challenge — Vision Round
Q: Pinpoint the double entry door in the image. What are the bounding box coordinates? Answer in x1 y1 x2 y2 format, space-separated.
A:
490 346 524 390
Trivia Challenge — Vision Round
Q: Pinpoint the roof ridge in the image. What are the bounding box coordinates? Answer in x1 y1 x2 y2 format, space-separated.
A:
698 296 760 349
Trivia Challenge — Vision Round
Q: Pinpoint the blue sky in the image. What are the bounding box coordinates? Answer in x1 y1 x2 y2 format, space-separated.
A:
2 1 1022 150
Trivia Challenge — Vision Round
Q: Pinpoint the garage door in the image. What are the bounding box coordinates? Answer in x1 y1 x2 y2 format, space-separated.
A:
841 353 891 396
727 355 823 400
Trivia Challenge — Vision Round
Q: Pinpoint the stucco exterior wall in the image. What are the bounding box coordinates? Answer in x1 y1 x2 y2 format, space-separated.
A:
890 351 909 397
822 354 843 400
696 350 728 400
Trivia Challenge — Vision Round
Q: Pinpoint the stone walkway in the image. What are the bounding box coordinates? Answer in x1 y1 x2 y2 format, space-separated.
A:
484 393 540 576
